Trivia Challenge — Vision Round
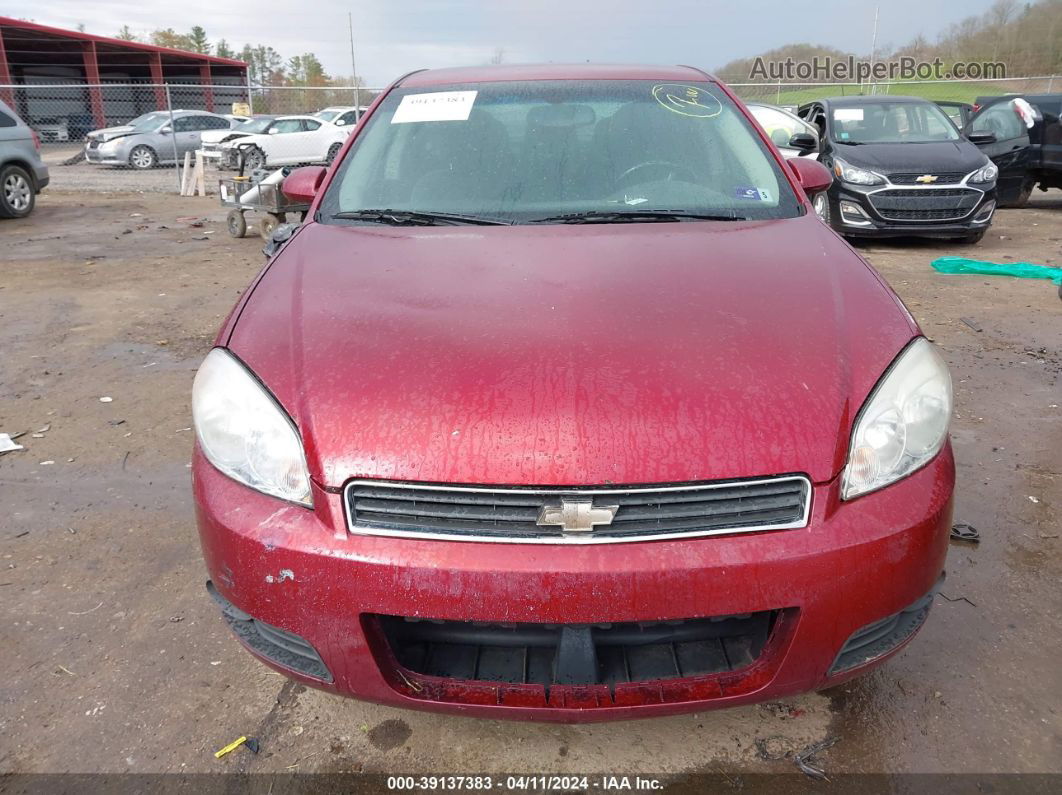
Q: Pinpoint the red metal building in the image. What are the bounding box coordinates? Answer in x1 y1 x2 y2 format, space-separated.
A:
0 17 248 128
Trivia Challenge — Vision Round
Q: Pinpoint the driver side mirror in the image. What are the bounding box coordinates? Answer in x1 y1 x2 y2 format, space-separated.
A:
335 119 346 126
282 165 328 203
788 132 818 155
788 157 832 196
966 131 996 145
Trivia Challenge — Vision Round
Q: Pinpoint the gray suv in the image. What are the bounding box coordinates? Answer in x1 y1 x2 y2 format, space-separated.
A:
0 98 49 218
85 110 235 169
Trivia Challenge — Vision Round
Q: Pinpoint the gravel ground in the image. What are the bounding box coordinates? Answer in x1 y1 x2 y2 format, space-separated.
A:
1 189 1059 785
40 144 203 194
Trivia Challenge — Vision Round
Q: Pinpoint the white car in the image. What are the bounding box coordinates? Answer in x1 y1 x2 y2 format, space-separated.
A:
747 102 820 159
200 116 277 162
313 106 367 128
219 115 351 170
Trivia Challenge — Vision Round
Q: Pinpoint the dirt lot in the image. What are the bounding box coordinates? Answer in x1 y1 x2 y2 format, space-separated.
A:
1 189 1060 783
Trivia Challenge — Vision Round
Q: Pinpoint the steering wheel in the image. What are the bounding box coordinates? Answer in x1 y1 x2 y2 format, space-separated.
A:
617 160 698 188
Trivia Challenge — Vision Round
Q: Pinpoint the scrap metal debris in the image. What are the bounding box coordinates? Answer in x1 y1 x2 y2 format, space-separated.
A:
950 523 981 543
940 593 977 607
793 736 839 780
0 432 26 454
959 317 983 332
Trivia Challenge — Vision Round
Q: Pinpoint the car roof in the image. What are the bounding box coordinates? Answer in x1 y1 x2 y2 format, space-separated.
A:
275 115 320 121
400 63 714 87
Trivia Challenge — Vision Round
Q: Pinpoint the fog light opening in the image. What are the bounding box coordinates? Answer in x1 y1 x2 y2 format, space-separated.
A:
840 201 872 226
972 200 996 224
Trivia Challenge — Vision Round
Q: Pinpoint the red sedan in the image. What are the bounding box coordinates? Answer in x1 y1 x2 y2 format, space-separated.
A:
192 64 954 722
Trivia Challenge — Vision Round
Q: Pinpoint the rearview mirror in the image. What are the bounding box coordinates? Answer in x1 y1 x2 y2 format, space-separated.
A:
282 166 328 203
966 131 997 145
788 132 818 154
788 157 832 196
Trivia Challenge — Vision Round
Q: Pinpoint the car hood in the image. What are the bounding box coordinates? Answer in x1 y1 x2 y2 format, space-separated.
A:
88 125 140 142
201 130 244 144
833 140 987 174
226 215 917 488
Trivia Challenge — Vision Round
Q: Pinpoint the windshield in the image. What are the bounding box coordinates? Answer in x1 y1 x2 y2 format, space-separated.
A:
314 109 341 121
319 80 801 224
127 112 167 132
830 101 959 144
235 117 275 133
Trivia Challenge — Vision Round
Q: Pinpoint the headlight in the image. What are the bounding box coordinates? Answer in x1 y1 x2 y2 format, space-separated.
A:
833 157 884 186
192 348 313 506
968 162 998 184
842 338 952 500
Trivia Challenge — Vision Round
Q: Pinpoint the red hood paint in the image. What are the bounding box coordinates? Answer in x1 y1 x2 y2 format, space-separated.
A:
226 214 917 488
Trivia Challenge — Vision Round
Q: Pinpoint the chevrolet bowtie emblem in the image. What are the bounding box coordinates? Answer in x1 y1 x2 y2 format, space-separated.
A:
537 498 619 534
915 174 938 183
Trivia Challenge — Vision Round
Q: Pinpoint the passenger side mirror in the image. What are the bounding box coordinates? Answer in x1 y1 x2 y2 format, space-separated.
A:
159 126 172 135
335 119 346 126
788 133 818 155
966 131 996 145
788 157 832 196
282 166 328 203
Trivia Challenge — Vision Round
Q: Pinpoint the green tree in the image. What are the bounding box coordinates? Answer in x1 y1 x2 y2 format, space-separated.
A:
187 26 211 54
151 28 194 51
115 25 140 42
214 39 235 59
286 53 329 86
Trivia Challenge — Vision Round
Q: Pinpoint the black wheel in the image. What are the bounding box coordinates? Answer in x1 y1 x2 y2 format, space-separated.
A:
128 145 157 170
0 164 35 218
1001 177 1035 209
227 209 247 238
260 212 281 241
326 142 343 165
243 146 266 172
960 228 987 244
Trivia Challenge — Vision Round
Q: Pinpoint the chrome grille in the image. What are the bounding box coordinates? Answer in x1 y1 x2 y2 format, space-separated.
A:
344 476 811 544
888 172 965 185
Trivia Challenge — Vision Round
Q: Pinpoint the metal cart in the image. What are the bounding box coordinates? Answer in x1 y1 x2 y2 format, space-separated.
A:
219 175 310 240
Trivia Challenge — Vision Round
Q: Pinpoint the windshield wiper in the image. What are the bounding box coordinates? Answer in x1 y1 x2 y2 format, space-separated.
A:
527 209 747 224
330 209 510 226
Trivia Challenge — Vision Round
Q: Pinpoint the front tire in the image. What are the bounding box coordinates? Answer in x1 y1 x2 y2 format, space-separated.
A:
128 145 157 170
0 164 35 218
242 146 266 172
812 191 830 224
227 209 247 238
326 142 343 165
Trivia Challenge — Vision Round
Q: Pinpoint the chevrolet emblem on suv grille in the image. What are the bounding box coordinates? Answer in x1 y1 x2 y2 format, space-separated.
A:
915 174 938 183
536 498 619 534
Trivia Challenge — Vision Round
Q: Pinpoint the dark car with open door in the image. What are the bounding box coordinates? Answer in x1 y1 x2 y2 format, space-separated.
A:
799 95 998 242
965 95 1061 207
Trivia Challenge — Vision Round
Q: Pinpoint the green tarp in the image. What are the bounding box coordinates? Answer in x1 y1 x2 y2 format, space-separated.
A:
931 256 1062 286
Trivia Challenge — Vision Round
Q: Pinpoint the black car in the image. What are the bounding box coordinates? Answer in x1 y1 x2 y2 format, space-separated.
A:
965 94 1061 207
798 96 998 242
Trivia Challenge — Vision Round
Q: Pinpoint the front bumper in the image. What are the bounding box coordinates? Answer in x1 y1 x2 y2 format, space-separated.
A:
194 445 954 722
84 145 127 166
830 182 996 238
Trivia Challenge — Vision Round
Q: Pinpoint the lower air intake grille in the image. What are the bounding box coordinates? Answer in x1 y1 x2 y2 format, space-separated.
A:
377 612 778 688
345 476 811 543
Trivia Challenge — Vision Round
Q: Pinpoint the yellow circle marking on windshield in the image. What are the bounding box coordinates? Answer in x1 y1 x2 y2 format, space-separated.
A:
652 84 722 119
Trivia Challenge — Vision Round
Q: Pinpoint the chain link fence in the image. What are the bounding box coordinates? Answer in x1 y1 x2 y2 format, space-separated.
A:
2 76 1057 192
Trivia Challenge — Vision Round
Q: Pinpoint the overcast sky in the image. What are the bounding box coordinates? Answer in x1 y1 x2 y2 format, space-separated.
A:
11 0 999 86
